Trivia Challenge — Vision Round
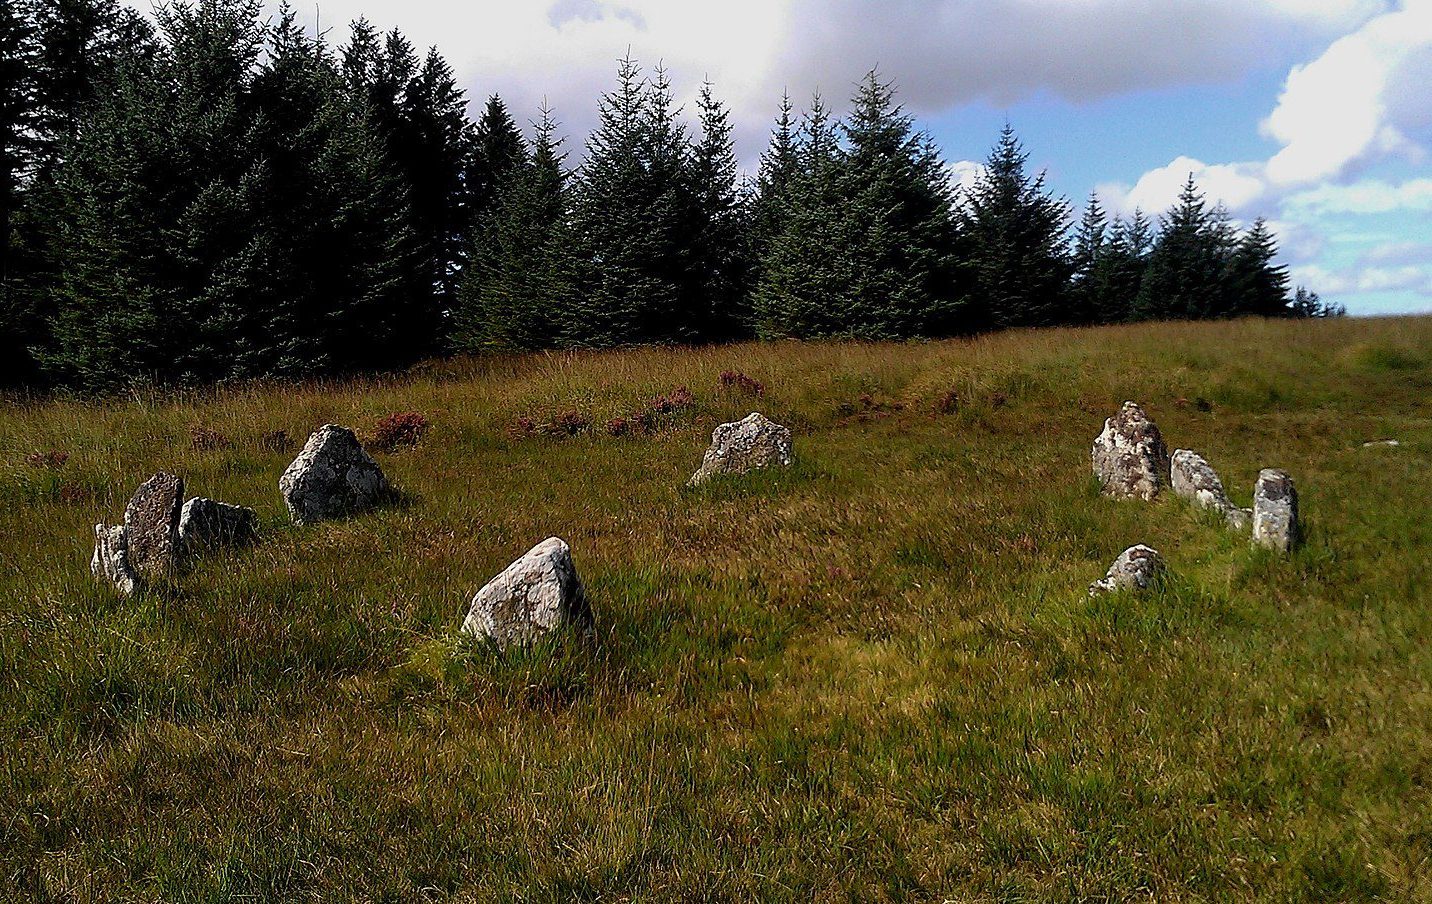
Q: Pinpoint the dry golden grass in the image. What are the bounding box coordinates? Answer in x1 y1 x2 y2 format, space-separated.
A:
2 316 1430 901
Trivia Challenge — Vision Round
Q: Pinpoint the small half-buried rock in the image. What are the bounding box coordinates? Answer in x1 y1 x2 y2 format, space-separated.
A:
279 425 390 526
1091 402 1170 501
1170 449 1251 531
1089 545 1167 597
687 412 793 487
91 523 139 596
123 472 185 579
1252 468 1299 553
462 537 595 649
178 497 259 551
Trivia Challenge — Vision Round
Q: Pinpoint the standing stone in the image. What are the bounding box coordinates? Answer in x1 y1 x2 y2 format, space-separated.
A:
178 497 259 550
279 425 390 525
91 523 139 596
1252 469 1299 553
123 472 184 578
1171 449 1252 530
687 412 793 487
1092 402 1170 501
462 537 594 649
1088 545 1166 597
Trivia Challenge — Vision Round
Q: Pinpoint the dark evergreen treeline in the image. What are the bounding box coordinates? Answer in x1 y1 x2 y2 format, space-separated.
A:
1 0 1337 390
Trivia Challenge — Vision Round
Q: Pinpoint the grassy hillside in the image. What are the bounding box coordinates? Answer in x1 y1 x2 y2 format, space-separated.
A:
3 317 1430 902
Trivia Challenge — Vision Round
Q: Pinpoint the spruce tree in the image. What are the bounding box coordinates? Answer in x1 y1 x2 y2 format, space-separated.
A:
468 95 526 222
1226 218 1289 317
688 80 751 340
402 48 475 312
1136 175 1231 321
752 93 853 338
1069 192 1108 325
567 56 699 345
0 0 42 383
455 106 572 350
751 91 798 277
959 124 1072 330
756 73 961 339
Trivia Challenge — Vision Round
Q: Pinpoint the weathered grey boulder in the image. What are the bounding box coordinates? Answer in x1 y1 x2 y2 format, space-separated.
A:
1089 545 1166 597
91 523 139 596
1171 449 1251 530
687 412 793 487
1252 469 1299 553
1092 402 1170 501
178 497 258 551
462 537 594 649
123 472 184 578
279 425 390 525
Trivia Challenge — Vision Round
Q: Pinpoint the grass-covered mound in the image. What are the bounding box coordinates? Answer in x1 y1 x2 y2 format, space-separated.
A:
2 317 1429 901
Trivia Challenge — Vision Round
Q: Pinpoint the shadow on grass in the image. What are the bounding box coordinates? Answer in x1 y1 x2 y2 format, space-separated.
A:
678 458 826 502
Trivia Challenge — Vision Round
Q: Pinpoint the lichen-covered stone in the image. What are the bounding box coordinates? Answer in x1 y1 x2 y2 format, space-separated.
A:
1252 468 1299 553
688 412 793 487
91 523 138 596
123 472 184 578
462 537 594 649
178 497 259 550
1092 402 1169 501
279 425 390 525
1088 544 1166 597
1171 449 1251 530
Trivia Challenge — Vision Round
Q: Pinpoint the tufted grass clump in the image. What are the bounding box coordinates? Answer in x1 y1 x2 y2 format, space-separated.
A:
1 316 1430 901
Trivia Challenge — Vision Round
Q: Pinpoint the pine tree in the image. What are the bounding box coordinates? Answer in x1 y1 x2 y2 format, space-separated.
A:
468 95 526 221
752 93 853 337
751 91 798 272
1 0 43 383
1226 217 1289 317
1135 175 1232 321
402 47 474 312
455 106 572 350
959 124 1072 330
1069 192 1108 324
1085 210 1152 324
687 80 751 340
756 73 961 339
44 0 423 386
567 56 699 345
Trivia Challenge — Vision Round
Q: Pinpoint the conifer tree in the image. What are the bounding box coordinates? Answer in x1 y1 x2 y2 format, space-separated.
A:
1069 192 1107 324
567 56 699 345
0 0 42 383
1136 175 1231 321
688 80 751 340
1226 217 1289 317
960 124 1072 330
752 93 853 337
468 95 526 221
402 48 474 311
751 91 798 272
455 106 573 350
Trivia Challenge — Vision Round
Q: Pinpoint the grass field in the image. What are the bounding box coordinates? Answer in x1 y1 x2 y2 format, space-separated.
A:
3 317 1431 902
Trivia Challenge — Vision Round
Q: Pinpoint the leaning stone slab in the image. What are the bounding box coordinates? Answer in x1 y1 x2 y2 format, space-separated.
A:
124 472 185 578
1092 402 1169 501
462 537 594 649
178 497 258 551
279 425 390 525
1171 449 1251 530
1089 545 1166 597
1252 469 1299 553
688 412 793 487
91 523 139 596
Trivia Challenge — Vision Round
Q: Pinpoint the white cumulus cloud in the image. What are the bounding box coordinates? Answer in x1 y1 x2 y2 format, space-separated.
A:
1263 0 1432 185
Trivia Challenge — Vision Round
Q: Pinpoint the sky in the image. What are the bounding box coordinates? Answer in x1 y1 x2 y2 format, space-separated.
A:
129 0 1432 316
